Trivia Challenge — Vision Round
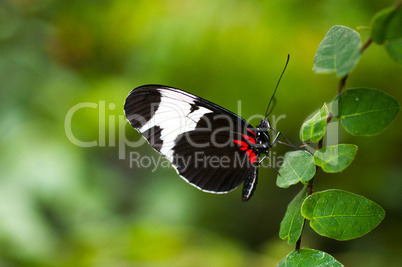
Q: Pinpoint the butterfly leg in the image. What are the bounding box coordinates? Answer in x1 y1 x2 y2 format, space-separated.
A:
259 163 280 175
259 155 280 174
272 132 309 148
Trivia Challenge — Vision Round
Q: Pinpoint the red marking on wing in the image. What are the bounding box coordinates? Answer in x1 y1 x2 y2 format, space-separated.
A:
233 136 257 164
250 154 257 164
242 135 256 144
246 149 257 164
233 139 248 151
247 128 257 136
233 140 247 147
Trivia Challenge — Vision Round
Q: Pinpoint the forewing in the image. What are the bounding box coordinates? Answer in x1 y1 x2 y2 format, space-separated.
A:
124 85 257 193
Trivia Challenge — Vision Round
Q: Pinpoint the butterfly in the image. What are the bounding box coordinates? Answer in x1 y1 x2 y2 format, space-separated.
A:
124 56 292 201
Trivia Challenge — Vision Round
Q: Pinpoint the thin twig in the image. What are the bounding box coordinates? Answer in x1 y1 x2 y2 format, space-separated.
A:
337 74 348 95
337 37 372 95
361 38 372 54
295 221 305 250
296 16 373 248
295 113 332 250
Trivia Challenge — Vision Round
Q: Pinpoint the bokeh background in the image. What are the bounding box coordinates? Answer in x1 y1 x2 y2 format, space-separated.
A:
1 0 401 266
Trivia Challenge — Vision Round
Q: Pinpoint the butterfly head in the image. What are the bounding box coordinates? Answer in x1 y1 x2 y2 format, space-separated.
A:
258 118 271 130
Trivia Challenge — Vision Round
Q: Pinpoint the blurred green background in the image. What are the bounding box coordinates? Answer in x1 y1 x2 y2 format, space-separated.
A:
1 0 401 266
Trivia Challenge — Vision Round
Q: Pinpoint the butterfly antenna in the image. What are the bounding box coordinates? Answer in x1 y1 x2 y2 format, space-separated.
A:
264 54 290 118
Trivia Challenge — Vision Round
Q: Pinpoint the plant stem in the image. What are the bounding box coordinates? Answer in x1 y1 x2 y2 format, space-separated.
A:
337 38 372 95
337 74 348 95
295 220 305 250
361 38 372 54
295 113 332 250
296 23 372 250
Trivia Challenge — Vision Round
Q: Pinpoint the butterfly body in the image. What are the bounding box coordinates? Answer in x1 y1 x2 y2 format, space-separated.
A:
124 85 277 201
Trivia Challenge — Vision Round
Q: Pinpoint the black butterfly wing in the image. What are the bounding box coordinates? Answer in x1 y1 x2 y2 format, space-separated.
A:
124 85 258 194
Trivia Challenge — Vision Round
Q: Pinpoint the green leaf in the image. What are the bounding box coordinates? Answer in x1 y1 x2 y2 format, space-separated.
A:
371 6 402 64
277 248 343 267
313 144 357 173
300 103 329 142
301 189 385 241
371 5 402 44
371 6 397 44
337 88 400 136
313 25 361 77
276 151 316 188
279 186 308 245
386 39 402 64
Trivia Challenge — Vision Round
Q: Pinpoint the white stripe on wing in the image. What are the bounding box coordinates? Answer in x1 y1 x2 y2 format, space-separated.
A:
140 89 212 160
